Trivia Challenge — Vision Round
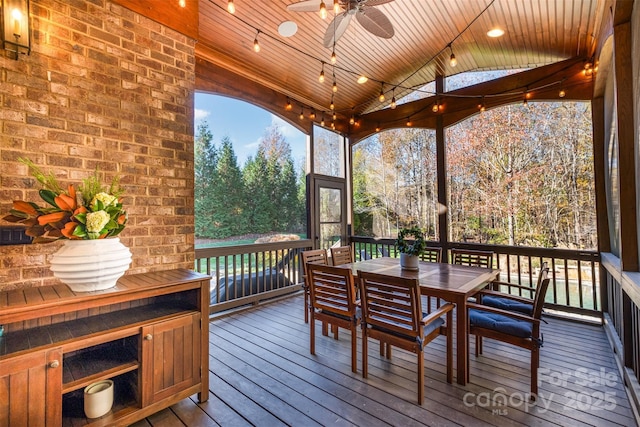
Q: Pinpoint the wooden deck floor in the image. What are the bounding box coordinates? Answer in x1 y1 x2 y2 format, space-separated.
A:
133 294 637 426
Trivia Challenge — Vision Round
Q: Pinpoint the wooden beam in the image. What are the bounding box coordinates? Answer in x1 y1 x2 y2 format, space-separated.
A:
111 0 198 40
613 18 638 271
349 58 593 143
435 74 448 255
592 96 610 254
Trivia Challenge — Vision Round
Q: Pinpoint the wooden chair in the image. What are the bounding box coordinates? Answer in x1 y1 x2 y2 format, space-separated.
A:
422 246 442 263
307 263 360 373
357 271 454 404
451 248 494 268
330 245 353 265
301 249 328 324
478 262 549 316
467 267 550 397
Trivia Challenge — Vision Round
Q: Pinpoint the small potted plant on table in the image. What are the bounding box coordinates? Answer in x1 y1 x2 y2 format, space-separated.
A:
395 226 426 270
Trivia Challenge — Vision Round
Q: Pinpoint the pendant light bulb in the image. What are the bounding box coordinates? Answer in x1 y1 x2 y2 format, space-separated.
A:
406 117 412 127
310 110 316 120
321 113 325 126
285 99 292 111
330 50 337 64
320 1 327 19
349 114 355 125
379 84 385 102
299 109 304 120
391 96 396 109
448 44 457 67
333 0 340 13
332 80 338 93
319 69 325 83
227 0 235 13
332 112 337 121
559 88 566 98
179 0 186 7
330 97 335 110
432 102 439 113
253 31 260 53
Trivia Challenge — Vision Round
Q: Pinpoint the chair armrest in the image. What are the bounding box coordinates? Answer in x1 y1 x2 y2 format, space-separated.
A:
422 303 454 325
491 280 536 295
467 302 540 325
477 289 534 304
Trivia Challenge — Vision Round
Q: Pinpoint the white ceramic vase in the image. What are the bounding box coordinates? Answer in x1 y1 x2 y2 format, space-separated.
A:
400 253 419 270
49 238 132 292
84 379 114 419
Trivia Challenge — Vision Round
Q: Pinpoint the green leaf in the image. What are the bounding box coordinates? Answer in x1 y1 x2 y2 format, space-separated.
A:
39 189 59 207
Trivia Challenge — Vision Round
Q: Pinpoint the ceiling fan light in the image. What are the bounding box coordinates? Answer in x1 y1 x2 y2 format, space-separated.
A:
226 0 235 14
487 28 505 38
320 1 327 19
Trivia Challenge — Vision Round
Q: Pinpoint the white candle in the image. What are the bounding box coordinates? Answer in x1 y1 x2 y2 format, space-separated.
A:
11 9 22 35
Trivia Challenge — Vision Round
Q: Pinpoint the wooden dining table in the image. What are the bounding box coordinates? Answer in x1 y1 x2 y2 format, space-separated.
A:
339 257 500 385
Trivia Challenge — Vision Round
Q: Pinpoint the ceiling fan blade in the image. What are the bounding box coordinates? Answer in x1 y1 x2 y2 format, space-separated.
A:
356 7 394 38
287 0 321 12
323 13 353 47
363 0 395 6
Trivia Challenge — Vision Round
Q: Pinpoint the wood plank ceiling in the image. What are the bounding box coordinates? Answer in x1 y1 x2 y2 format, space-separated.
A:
116 0 604 135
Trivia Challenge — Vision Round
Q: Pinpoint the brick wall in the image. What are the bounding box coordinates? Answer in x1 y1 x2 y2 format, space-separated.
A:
0 0 196 290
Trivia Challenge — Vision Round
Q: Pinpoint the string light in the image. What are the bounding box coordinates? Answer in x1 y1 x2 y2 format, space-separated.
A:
448 44 457 67
375 123 381 132
332 73 338 93
330 49 337 64
319 1 327 19
227 0 235 13
285 98 292 111
390 88 396 109
179 0 186 7
310 109 316 120
333 0 340 13
559 88 566 98
253 30 261 53
331 122 335 129
478 97 486 112
318 62 325 83
349 113 355 125
330 95 335 110
332 112 337 121
406 117 412 127
299 108 304 120
357 75 368 84
378 83 385 102
321 113 325 126
432 101 439 113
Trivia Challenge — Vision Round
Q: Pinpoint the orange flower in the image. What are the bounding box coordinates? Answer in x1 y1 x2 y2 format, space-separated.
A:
55 193 76 211
61 222 78 238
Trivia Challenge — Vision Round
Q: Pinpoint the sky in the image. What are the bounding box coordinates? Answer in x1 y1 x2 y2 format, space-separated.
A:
194 93 307 167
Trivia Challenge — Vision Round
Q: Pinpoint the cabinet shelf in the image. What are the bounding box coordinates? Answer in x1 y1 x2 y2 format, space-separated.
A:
63 337 140 393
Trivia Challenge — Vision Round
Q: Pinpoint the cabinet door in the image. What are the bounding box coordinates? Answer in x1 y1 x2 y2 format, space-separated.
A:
140 313 201 406
0 348 62 427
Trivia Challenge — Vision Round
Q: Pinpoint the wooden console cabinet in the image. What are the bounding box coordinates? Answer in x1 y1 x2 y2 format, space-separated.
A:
0 269 210 426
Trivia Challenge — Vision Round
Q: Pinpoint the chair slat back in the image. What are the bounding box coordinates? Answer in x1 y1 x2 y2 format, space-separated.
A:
451 249 494 268
308 264 357 317
422 247 442 263
302 249 328 278
330 246 353 266
532 267 551 319
358 271 422 338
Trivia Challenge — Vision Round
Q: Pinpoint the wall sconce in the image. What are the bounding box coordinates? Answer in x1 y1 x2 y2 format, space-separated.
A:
2 0 30 59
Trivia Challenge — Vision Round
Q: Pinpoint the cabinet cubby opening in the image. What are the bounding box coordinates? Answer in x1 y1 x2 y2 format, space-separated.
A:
62 370 139 426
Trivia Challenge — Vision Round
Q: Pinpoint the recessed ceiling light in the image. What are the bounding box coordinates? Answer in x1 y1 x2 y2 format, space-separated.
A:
487 28 505 38
278 21 298 37
357 75 368 84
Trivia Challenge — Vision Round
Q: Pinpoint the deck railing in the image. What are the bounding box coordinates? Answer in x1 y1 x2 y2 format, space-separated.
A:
600 252 640 419
351 236 602 319
195 239 312 314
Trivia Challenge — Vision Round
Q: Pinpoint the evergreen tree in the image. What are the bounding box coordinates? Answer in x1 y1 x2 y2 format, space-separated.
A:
211 137 245 238
243 150 272 233
194 122 217 238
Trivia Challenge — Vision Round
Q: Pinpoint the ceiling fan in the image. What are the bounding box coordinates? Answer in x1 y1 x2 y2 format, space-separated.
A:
287 0 395 47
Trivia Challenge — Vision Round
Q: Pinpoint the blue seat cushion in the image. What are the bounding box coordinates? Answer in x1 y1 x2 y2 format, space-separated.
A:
469 309 532 338
482 295 533 315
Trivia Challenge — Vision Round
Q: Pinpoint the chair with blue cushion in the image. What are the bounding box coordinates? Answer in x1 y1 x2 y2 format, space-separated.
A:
467 267 550 397
307 263 360 373
358 271 454 404
478 262 549 316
